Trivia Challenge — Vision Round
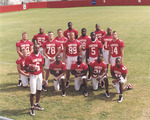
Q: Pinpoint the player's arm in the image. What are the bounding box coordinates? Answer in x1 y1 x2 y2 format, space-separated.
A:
32 38 36 45
120 47 124 64
78 45 82 56
43 48 49 58
50 69 58 77
30 46 33 54
86 48 89 64
16 47 23 57
55 70 65 80
17 64 29 77
76 69 88 77
24 65 37 72
71 70 77 76
42 64 44 80
63 46 66 63
99 48 103 54
108 47 112 64
75 35 78 39
55 46 61 57
97 68 107 80
122 74 126 79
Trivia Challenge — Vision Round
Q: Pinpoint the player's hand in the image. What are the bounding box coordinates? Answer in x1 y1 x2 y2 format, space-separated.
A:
26 73 30 77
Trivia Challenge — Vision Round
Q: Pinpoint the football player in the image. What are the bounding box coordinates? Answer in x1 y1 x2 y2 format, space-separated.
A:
54 29 68 59
24 44 45 116
110 57 132 103
63 32 82 88
94 24 106 41
77 28 90 61
90 53 110 97
32 27 48 56
43 31 61 91
109 31 124 64
49 54 66 96
16 48 29 87
71 55 88 97
64 22 78 39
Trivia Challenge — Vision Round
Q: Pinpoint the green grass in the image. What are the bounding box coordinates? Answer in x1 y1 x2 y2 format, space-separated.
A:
0 6 150 120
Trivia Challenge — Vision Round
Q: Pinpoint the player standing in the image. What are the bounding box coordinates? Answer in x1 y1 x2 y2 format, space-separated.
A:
63 32 82 88
77 28 90 61
16 32 33 86
109 31 125 64
32 28 48 56
43 31 61 90
71 55 88 97
24 44 44 116
64 22 78 39
54 29 68 59
90 53 110 97
110 57 132 102
49 54 66 96
16 49 29 88
86 32 103 80
101 27 113 69
94 24 106 41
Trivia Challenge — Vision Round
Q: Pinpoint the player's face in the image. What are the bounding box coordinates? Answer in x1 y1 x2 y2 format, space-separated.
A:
34 45 40 54
40 28 44 34
48 33 54 40
57 30 63 36
77 56 82 63
69 32 75 40
56 55 61 62
97 54 103 62
107 28 112 35
96 24 100 30
116 59 121 68
68 23 72 29
22 33 27 40
113 32 118 39
91 32 96 41
82 30 86 36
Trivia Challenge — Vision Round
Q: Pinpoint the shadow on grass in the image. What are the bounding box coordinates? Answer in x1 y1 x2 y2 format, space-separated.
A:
7 72 18 75
0 108 29 117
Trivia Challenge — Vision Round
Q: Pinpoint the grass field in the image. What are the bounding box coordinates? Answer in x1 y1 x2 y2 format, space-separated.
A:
0 6 150 120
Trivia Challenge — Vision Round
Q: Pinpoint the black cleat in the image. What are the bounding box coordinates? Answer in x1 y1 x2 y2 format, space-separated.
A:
42 84 47 92
30 107 35 116
105 90 110 97
18 80 22 86
34 104 44 111
66 81 69 88
118 95 123 103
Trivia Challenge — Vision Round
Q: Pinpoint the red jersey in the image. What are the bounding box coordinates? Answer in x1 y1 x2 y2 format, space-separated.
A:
101 35 113 50
110 63 127 78
90 60 107 78
16 57 28 73
64 39 81 56
64 28 78 39
32 33 48 47
43 39 61 57
16 40 33 55
77 35 90 51
71 61 88 74
86 39 103 58
94 29 106 41
49 61 66 75
109 39 125 57
54 36 68 53
25 53 44 75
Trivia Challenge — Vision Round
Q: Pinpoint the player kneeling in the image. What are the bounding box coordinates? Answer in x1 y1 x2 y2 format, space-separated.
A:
49 54 66 97
110 57 133 103
16 49 29 87
24 44 44 116
90 53 110 97
71 55 88 97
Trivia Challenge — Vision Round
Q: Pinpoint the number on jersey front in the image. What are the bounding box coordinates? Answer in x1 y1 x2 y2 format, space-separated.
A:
36 62 40 71
111 47 118 55
91 47 96 55
69 47 77 54
47 46 55 54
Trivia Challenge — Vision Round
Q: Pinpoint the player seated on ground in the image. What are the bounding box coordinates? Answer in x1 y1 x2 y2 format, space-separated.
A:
24 44 45 116
16 48 29 87
49 54 66 97
90 53 110 98
71 55 88 97
110 57 133 103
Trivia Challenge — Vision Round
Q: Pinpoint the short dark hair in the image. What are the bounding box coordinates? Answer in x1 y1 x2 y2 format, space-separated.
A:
81 28 86 31
57 29 62 32
48 31 53 34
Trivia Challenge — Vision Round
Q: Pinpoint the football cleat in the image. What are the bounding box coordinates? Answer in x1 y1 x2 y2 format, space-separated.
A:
62 90 66 97
84 90 88 97
42 84 47 92
30 107 35 116
34 104 44 111
118 95 123 103
66 81 69 88
101 81 105 88
126 83 133 90
18 80 22 87
105 91 110 97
